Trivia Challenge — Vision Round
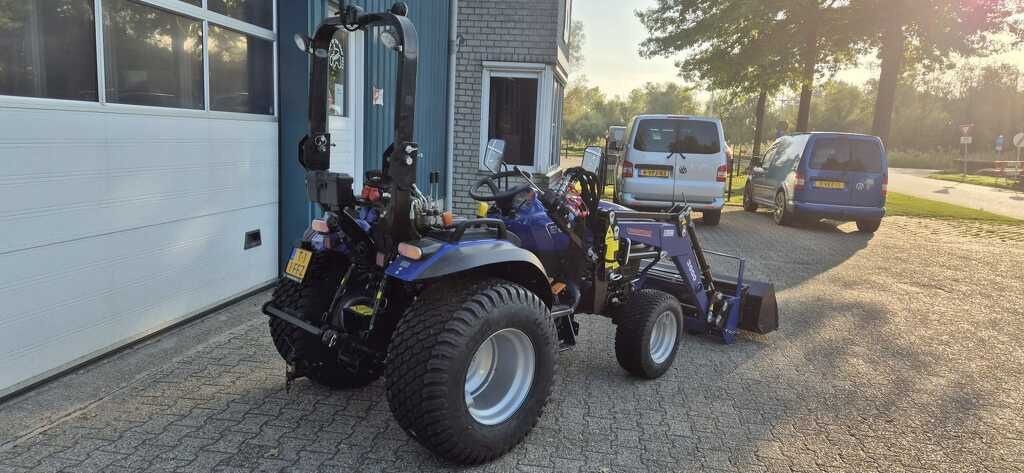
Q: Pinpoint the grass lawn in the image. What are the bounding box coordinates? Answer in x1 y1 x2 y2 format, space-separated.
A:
927 171 1021 190
604 173 1021 224
886 192 1022 224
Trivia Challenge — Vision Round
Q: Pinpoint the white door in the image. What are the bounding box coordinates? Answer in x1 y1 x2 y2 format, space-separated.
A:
327 30 365 188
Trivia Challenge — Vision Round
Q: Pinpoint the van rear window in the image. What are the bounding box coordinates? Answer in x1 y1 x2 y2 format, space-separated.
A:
633 119 720 154
810 138 883 173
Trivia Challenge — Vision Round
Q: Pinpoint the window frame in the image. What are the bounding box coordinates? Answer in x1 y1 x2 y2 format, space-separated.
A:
479 62 560 174
0 0 278 120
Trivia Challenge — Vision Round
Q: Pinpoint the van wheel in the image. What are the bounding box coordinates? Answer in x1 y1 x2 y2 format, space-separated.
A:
856 219 881 233
701 209 721 226
742 185 758 212
773 191 795 226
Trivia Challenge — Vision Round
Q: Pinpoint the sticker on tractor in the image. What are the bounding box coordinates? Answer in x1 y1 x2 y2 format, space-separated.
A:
662 229 674 237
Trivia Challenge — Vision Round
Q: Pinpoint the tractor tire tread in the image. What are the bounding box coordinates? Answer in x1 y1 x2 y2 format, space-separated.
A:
385 278 556 465
614 289 683 378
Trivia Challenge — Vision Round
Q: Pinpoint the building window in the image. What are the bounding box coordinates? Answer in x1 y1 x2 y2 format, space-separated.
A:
0 0 98 101
208 0 273 30
103 0 204 109
328 31 348 117
209 25 274 114
550 81 564 170
488 76 538 167
481 63 563 172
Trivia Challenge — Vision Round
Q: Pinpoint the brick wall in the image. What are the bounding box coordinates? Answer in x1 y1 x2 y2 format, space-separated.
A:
451 0 563 216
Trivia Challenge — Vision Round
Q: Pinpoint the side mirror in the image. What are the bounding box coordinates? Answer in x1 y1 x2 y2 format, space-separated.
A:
482 139 506 173
582 146 603 174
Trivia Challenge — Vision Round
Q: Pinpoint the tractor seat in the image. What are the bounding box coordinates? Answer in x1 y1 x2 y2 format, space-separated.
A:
429 225 522 247
456 227 522 247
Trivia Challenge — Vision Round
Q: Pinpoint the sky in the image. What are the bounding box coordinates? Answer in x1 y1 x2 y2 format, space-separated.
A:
573 0 1023 100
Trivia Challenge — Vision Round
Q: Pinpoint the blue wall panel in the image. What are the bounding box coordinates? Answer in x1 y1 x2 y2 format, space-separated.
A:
278 0 450 268
276 1 315 270
358 0 451 198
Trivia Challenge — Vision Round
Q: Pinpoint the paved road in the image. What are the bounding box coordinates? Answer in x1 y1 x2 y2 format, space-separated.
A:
888 168 1024 220
2 210 1024 472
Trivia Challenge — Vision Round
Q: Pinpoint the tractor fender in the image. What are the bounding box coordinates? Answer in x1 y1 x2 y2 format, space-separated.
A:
386 240 552 306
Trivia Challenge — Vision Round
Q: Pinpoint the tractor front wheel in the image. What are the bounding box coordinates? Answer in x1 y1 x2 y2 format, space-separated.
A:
614 289 683 379
385 279 557 465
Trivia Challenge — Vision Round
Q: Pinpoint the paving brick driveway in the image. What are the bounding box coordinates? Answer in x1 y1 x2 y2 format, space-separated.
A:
2 209 1023 472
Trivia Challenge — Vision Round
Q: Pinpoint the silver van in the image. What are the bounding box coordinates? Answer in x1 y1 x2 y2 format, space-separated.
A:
613 115 728 225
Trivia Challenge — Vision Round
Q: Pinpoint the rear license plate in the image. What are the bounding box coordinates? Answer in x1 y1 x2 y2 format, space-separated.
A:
284 248 313 282
813 180 846 190
639 169 670 178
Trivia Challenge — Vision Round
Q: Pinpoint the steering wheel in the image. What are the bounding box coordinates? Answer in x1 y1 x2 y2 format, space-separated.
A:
470 170 533 202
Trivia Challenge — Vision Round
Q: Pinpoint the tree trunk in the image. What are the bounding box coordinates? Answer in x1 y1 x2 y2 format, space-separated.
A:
871 19 906 146
752 87 768 159
796 16 819 133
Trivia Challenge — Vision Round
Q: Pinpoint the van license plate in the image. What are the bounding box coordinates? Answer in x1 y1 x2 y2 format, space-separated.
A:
285 248 313 282
814 180 845 190
639 169 670 178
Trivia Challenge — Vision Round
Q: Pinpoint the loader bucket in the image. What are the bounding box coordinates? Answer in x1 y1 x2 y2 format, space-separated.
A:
714 279 778 334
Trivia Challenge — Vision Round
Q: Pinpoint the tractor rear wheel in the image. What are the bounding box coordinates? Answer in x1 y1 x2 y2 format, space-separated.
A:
614 289 683 379
268 253 379 389
385 278 557 465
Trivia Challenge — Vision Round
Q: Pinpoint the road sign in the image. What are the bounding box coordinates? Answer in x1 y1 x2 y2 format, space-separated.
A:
960 124 974 136
1014 133 1024 148
960 136 973 145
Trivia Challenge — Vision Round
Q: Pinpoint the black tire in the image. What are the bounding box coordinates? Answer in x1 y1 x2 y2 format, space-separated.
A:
386 279 557 465
268 253 379 389
613 289 684 379
772 190 795 226
742 185 758 212
856 218 881 233
701 209 722 226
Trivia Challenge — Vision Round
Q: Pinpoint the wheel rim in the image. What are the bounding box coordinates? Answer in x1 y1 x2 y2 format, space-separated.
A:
774 194 785 222
464 328 536 426
648 311 678 365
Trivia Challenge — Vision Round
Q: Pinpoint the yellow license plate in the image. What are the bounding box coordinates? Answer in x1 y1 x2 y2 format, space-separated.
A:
284 248 313 282
814 180 846 190
639 169 670 178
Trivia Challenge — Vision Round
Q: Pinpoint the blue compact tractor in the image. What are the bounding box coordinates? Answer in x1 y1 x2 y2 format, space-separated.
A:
264 2 778 465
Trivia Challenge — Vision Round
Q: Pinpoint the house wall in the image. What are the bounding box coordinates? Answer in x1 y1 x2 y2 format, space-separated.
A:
451 0 564 216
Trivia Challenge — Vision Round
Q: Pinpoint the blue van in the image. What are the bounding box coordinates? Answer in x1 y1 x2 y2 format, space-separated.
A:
743 133 888 233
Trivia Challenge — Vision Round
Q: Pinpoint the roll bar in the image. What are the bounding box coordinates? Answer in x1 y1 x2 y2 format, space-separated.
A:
299 2 421 250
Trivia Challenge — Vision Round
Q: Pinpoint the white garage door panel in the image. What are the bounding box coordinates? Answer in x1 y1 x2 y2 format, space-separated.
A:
0 109 278 255
0 105 280 396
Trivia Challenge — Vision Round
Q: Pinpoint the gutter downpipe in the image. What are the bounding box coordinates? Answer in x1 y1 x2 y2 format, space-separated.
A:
445 0 458 209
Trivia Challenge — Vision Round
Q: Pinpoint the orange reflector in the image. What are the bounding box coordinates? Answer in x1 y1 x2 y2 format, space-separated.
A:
397 242 423 260
311 219 330 233
442 211 454 227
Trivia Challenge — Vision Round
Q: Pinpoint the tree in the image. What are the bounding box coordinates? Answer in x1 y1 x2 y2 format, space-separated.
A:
566 20 586 72
850 0 1022 145
637 0 856 156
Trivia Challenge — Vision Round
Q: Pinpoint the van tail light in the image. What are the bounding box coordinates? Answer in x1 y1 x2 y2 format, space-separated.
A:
882 174 888 198
794 172 806 191
622 160 634 178
716 165 729 182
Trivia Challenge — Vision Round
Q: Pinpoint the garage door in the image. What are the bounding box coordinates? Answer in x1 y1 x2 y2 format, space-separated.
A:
0 0 279 397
